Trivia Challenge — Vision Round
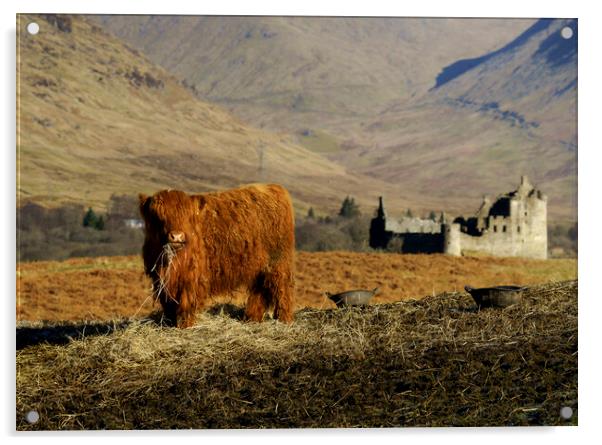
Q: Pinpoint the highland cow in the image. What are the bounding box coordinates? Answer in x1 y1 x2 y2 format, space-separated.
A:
139 184 295 328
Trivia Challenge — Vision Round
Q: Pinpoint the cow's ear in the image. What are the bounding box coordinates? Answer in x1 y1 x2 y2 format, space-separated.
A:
139 193 150 218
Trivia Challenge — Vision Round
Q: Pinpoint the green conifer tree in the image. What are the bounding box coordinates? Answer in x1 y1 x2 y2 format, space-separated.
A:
83 207 98 228
339 196 360 218
95 215 105 231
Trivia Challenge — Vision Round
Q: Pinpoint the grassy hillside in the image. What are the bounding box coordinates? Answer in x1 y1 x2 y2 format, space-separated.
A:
334 99 577 220
16 14 409 214
433 19 577 140
360 21 574 221
330 19 577 220
92 16 576 221
93 16 533 117
17 252 577 322
17 280 577 429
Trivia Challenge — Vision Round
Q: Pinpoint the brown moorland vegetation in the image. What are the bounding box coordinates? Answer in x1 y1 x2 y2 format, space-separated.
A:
17 14 417 217
17 252 577 322
94 16 576 221
16 280 577 429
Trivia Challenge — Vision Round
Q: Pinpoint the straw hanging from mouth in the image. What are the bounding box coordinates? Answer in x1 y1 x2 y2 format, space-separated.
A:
150 243 180 303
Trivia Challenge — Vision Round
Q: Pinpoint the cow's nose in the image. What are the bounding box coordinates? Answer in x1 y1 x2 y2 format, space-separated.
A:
168 231 185 244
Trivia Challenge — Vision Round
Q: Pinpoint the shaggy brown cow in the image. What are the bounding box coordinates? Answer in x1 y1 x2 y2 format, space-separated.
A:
139 184 295 328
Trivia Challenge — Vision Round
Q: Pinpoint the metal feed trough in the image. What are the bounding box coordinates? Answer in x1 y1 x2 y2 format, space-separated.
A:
326 288 379 308
464 285 527 308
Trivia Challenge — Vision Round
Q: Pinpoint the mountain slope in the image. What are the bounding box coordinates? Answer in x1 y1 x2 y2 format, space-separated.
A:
85 16 576 220
434 19 557 88
92 16 534 131
339 18 577 220
433 18 576 144
17 14 413 214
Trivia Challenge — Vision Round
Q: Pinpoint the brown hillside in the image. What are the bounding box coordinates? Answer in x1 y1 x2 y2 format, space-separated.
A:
93 16 533 117
349 19 577 220
16 14 410 214
93 16 576 221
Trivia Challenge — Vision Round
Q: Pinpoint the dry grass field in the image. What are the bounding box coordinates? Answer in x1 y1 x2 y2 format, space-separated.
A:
16 280 577 429
16 252 578 429
17 252 577 322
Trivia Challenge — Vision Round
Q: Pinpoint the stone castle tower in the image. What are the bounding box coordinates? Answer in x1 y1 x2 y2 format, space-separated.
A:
443 175 547 259
370 176 548 259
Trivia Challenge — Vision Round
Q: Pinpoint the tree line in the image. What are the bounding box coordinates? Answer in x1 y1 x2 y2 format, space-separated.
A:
17 194 143 261
17 194 577 261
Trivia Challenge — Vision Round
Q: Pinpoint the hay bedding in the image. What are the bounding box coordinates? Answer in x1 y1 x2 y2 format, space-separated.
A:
16 280 577 429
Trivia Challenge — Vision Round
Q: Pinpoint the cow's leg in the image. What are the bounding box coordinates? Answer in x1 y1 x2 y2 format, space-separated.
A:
245 273 271 322
176 308 196 328
266 261 295 323
245 288 267 322
160 297 178 327
176 288 198 329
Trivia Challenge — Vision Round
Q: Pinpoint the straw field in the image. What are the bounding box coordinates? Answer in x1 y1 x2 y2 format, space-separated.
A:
16 280 577 429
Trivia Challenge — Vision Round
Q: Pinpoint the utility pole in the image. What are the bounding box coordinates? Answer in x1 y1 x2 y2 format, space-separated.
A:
258 141 266 182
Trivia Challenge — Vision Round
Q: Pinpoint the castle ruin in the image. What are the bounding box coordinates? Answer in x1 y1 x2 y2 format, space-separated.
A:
369 176 547 259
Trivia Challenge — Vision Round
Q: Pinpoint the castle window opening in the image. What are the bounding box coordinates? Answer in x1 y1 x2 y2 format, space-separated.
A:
493 225 497 232
503 225 507 232
517 225 521 233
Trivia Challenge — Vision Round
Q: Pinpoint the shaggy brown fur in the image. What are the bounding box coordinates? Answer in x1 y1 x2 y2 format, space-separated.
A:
139 184 295 328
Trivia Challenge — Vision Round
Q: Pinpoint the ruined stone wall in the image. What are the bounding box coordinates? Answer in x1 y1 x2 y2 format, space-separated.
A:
370 177 547 259
396 233 444 254
458 228 519 257
443 223 461 256
395 217 442 234
452 200 546 259
521 194 547 259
